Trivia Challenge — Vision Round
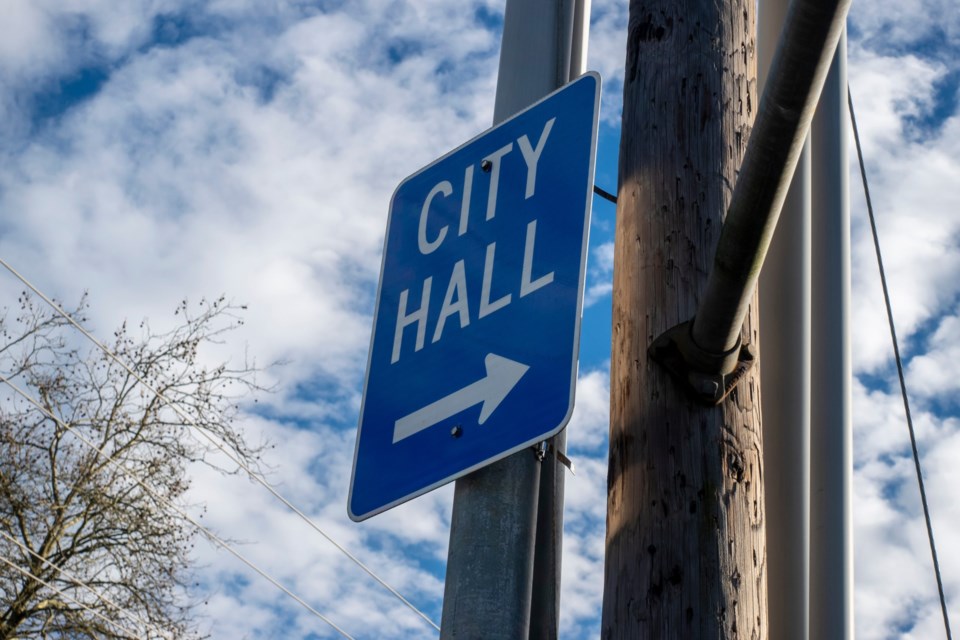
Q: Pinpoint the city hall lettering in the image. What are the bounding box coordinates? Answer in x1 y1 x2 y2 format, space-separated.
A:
391 118 558 364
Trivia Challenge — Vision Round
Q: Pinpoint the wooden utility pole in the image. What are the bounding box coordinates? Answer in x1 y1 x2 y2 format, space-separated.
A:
603 0 767 636
604 0 852 628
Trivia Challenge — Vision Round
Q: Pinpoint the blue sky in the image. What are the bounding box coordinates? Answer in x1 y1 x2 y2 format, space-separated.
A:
1 0 958 638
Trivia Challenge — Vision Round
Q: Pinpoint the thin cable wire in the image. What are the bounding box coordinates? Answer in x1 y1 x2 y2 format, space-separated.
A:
848 86 954 640
0 372 356 640
0 255 440 633
593 184 618 204
0 530 176 639
0 555 142 639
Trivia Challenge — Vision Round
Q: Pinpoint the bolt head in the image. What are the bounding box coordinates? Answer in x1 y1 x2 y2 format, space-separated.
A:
688 373 720 399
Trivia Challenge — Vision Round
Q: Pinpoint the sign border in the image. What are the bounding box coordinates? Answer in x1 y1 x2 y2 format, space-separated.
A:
348 71 602 521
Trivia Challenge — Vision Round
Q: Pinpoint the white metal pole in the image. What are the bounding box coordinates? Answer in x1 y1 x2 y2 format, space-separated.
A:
570 0 591 77
757 0 812 636
440 1 578 637
810 29 854 640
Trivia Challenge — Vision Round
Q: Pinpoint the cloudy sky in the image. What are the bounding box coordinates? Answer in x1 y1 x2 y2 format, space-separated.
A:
1 0 957 638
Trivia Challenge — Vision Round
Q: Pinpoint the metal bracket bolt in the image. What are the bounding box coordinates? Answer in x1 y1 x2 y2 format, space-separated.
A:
648 319 756 405
531 441 576 475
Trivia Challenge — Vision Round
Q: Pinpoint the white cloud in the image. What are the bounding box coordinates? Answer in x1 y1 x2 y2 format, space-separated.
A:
186 417 448 639
843 49 960 636
0 1 502 389
847 47 960 376
905 311 960 397
586 0 628 123
849 0 960 53
559 457 607 635
851 376 960 638
567 367 610 452
584 240 614 306
0 1 59 75
0 2 501 637
1 1 959 638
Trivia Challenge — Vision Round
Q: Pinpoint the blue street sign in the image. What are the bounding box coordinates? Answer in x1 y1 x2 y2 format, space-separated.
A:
349 72 601 521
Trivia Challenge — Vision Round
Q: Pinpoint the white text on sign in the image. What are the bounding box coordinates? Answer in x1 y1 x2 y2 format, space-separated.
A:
391 118 558 365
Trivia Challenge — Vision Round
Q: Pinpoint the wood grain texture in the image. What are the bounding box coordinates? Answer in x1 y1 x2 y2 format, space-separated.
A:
602 0 767 637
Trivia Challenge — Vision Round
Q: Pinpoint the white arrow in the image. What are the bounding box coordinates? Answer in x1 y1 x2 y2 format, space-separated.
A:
393 353 530 444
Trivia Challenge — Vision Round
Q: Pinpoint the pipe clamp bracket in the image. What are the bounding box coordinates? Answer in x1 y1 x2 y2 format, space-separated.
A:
648 319 756 405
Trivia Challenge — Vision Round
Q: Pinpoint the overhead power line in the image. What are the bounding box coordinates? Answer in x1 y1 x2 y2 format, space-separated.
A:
0 555 144 639
0 372 355 640
848 85 953 640
0 255 440 633
0 530 176 639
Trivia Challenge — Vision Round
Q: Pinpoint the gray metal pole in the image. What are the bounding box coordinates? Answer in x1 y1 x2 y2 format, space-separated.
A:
528 4 589 637
757 0 812 636
810 30 854 640
440 1 578 637
569 0 591 78
529 428 565 640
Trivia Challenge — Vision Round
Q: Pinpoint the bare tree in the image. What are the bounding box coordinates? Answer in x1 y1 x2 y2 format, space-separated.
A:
0 293 264 639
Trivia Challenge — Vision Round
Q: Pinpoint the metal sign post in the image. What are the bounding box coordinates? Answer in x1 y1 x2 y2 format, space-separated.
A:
439 1 592 637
